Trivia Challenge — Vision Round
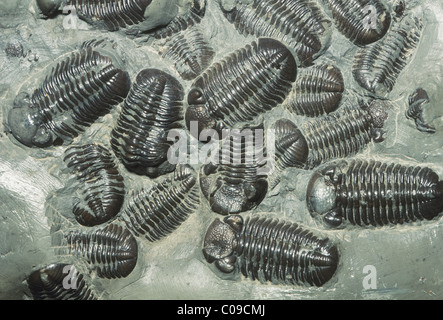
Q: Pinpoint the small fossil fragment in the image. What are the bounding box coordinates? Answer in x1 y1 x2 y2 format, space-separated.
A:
406 88 436 134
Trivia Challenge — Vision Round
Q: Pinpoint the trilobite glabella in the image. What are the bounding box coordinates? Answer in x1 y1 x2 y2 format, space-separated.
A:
203 215 339 286
120 165 200 242
111 68 184 178
218 0 332 66
7 39 131 148
185 38 297 140
307 159 443 228
26 263 97 300
63 144 125 227
322 0 391 46
352 10 423 96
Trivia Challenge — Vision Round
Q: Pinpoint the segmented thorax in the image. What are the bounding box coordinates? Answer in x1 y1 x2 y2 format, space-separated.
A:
120 165 200 242
202 215 339 287
284 63 344 117
63 144 125 227
323 0 391 46
199 128 269 215
219 0 331 66
55 224 138 279
185 38 297 140
307 159 443 228
26 263 97 300
352 10 423 96
111 68 184 178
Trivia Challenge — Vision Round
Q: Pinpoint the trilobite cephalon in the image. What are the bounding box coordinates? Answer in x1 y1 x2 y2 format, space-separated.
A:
63 144 125 227
283 63 345 117
202 215 339 286
111 68 184 178
322 0 391 46
352 9 423 96
199 126 269 215
185 38 297 141
119 165 200 242
307 159 443 228
7 39 131 148
53 224 138 279
26 263 97 300
218 0 332 66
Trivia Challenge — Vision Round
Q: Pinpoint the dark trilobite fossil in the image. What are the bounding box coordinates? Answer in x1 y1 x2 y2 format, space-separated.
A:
202 215 339 287
283 63 345 117
218 0 332 66
53 224 138 279
63 144 125 227
199 127 269 215
352 9 423 96
26 263 97 300
186 38 297 140
406 88 436 134
119 165 200 242
7 39 131 148
111 68 184 178
322 0 391 46
36 0 202 37
307 159 443 228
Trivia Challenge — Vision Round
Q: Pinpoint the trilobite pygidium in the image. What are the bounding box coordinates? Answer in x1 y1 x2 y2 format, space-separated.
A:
322 0 391 46
119 165 200 242
63 144 125 227
199 126 269 215
202 215 339 287
307 159 443 228
185 38 297 141
26 263 97 300
111 68 184 178
218 0 332 67
352 7 423 96
7 39 131 148
35 0 204 37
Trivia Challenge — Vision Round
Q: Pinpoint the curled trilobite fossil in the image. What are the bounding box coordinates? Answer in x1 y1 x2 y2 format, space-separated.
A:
352 9 423 96
26 263 97 300
185 38 297 140
111 68 184 178
36 0 205 37
218 0 332 66
53 224 138 279
63 144 125 227
307 159 443 228
406 88 436 134
120 165 200 242
283 63 345 117
199 127 269 215
322 0 391 46
202 215 339 287
7 39 131 148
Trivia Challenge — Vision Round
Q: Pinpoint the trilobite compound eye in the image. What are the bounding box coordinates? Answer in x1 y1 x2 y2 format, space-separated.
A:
306 171 337 218
36 0 62 17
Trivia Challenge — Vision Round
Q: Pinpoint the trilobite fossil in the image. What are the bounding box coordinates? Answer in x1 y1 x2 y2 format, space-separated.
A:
199 127 269 215
26 263 97 300
63 144 125 227
53 223 138 279
35 0 203 37
185 38 297 140
111 68 184 178
406 88 435 134
218 0 332 66
322 0 391 46
352 10 423 96
307 159 443 228
202 215 339 286
7 39 131 148
119 165 200 242
283 63 344 117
